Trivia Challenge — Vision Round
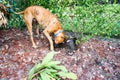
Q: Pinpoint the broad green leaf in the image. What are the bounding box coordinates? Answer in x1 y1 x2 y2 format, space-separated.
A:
53 65 68 72
42 52 55 64
36 63 45 69
57 72 77 80
46 71 59 80
46 61 60 67
45 68 57 73
28 67 35 80
40 72 51 80
45 68 59 79
57 71 67 78
28 64 39 80
65 72 77 80
28 63 44 80
38 77 42 80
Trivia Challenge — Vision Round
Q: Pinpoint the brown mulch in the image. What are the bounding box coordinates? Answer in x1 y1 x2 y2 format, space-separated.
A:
0 28 120 80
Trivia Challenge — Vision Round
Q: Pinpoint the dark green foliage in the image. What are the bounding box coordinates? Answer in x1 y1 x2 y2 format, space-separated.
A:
0 0 119 40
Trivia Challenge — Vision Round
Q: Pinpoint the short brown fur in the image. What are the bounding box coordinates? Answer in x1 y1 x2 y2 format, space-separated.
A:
17 6 65 51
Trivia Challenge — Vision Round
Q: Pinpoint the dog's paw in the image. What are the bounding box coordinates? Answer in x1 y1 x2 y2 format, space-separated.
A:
53 51 60 54
50 51 60 54
32 45 37 48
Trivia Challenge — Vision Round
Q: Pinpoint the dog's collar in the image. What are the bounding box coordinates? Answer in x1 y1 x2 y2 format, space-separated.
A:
54 30 64 37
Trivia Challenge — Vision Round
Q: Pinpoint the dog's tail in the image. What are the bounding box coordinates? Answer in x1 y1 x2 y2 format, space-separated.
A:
15 11 24 14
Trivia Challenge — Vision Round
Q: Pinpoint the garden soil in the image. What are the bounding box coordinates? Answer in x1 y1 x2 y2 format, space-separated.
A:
0 28 120 80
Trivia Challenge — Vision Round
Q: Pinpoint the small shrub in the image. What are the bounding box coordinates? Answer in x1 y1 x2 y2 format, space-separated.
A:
28 52 77 80
58 4 120 41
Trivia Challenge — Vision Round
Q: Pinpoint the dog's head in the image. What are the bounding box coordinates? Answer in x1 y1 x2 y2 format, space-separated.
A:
54 30 65 44
0 11 7 27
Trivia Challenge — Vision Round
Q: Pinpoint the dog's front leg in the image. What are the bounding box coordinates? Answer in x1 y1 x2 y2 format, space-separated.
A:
43 30 54 51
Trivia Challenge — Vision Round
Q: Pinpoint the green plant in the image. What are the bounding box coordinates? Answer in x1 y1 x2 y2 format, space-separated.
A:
0 0 26 29
28 52 77 80
1 0 119 41
59 4 120 41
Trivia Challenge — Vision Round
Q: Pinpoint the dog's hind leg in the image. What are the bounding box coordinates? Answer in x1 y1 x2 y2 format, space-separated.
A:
24 14 37 48
36 25 40 37
32 18 39 37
